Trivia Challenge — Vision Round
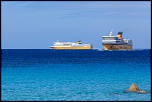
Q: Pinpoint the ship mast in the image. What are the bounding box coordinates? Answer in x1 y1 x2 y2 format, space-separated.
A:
57 39 59 42
109 29 113 36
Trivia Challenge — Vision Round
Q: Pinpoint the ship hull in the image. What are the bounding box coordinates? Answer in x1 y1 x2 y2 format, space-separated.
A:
102 44 132 50
50 46 92 50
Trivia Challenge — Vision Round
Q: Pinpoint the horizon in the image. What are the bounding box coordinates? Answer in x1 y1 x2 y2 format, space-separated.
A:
1 48 151 50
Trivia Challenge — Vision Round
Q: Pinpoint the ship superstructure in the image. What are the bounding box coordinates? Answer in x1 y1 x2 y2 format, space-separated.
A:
102 30 132 50
50 40 92 50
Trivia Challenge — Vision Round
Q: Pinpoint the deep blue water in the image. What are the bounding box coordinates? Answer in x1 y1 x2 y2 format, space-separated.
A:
1 49 151 101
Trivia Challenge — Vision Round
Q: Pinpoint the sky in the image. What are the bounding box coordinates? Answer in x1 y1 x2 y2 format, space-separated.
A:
1 1 151 49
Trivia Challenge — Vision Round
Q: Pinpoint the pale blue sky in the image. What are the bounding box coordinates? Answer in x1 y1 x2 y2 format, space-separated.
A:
1 1 151 49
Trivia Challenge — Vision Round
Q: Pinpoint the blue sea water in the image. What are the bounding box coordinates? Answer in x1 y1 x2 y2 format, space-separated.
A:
1 49 151 101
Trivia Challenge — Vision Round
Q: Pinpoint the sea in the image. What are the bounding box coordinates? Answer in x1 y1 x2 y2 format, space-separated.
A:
1 49 151 101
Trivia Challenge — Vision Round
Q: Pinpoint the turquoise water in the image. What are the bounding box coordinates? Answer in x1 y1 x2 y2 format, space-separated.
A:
1 49 151 101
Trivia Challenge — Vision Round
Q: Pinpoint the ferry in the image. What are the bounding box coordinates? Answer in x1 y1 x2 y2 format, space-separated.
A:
50 40 92 50
102 30 133 50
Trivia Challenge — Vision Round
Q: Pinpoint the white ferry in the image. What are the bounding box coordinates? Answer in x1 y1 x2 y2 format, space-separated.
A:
50 40 92 50
102 30 133 50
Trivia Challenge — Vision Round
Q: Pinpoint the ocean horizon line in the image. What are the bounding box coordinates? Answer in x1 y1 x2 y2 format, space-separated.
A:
1 48 151 50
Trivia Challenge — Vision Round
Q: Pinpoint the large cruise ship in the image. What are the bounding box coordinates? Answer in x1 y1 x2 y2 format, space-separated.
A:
50 40 92 50
102 30 133 50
